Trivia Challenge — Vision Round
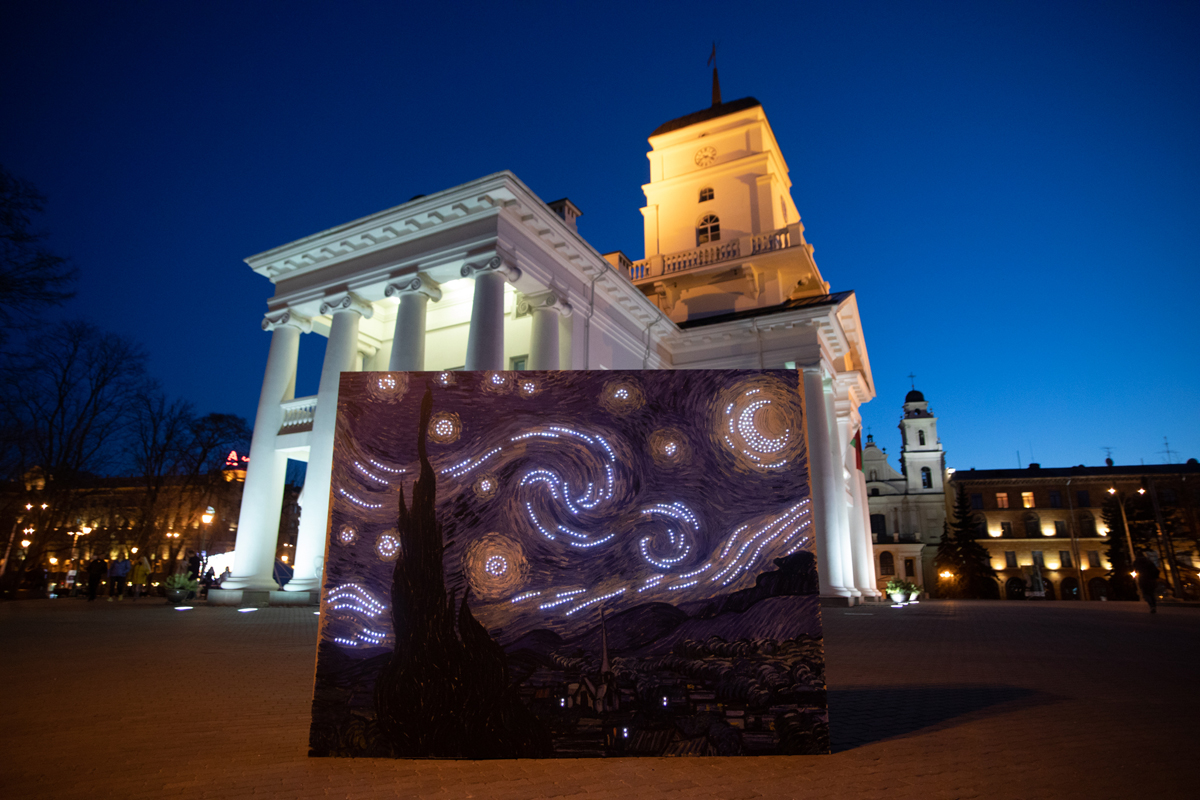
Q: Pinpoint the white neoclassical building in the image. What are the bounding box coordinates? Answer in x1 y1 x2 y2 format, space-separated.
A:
214 92 880 606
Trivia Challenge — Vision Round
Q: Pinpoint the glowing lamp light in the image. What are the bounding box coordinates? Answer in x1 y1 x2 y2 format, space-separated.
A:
20 539 31 548
201 506 215 524
1130 571 1138 578
988 529 1002 538
281 555 289 563
81 526 92 534
40 503 47 510
1137 488 1146 495
1108 488 1116 495
939 570 954 579
131 547 138 554
49 557 58 565
25 504 32 510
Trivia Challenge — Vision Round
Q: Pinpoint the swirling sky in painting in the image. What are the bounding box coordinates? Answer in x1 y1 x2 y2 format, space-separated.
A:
320 370 815 652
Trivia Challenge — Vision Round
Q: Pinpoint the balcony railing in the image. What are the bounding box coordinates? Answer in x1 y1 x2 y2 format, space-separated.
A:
279 395 317 434
627 223 799 282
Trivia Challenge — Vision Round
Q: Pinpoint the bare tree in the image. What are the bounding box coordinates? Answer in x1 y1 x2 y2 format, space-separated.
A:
0 165 78 344
0 321 148 578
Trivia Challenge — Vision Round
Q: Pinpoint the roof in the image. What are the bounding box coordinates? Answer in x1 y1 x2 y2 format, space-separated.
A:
950 463 1200 482
676 290 852 330
905 389 925 403
650 97 763 137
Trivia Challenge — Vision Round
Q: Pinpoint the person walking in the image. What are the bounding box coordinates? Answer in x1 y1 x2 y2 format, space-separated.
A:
1132 553 1161 614
85 556 107 602
129 555 151 600
185 550 201 580
109 554 131 601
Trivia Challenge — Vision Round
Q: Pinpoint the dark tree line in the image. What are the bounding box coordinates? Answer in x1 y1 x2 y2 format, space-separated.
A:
934 485 1000 599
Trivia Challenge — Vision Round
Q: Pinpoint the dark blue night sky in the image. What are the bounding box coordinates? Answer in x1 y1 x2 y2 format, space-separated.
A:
2 0 1197 469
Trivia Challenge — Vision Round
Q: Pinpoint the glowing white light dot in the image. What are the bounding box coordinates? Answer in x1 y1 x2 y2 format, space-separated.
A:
485 555 508 576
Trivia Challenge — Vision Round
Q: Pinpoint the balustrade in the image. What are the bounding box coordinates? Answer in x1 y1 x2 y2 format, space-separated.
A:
279 396 318 432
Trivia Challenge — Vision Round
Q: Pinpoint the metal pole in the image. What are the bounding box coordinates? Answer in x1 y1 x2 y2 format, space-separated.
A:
1145 478 1183 599
1115 493 1142 602
1066 479 1088 600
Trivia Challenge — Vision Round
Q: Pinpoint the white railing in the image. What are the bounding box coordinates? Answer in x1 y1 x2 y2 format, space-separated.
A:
279 395 318 433
627 224 797 282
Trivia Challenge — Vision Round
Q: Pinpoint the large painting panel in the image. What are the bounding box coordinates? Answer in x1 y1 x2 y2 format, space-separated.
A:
309 370 828 758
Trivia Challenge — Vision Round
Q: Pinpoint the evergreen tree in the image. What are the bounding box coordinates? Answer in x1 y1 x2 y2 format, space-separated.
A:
932 523 962 598
948 485 1000 599
1101 493 1155 601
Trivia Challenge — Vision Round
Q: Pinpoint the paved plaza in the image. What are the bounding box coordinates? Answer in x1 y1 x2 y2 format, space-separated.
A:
0 598 1195 799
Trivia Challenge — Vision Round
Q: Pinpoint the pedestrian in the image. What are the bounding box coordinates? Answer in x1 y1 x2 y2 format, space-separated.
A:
86 555 107 602
218 566 231 585
1132 553 1160 614
129 555 151 600
109 554 131 601
185 550 201 580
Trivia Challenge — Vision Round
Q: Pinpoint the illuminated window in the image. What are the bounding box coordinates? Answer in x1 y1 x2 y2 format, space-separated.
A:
1000 521 1013 537
879 551 895 575
697 214 720 245
1004 551 1018 569
918 430 926 446
1021 492 1035 509
699 187 714 202
1049 491 1062 508
1059 550 1073 569
971 493 984 510
920 467 932 489
996 493 1009 509
1054 520 1067 537
1086 551 1101 569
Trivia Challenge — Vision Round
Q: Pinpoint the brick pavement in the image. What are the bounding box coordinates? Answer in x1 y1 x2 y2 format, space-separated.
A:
0 598 1195 799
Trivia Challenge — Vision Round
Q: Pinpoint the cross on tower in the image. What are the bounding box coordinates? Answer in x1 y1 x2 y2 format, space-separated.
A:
907 373 916 390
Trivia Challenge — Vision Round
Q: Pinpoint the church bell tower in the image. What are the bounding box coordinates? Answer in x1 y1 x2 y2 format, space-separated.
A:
899 389 944 494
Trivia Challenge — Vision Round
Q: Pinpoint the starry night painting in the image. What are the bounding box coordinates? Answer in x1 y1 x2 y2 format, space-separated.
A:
308 370 829 758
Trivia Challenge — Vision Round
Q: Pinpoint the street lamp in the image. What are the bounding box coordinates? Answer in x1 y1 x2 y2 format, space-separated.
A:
1108 487 1142 601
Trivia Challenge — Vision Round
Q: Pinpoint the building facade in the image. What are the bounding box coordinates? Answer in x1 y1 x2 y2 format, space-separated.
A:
949 462 1200 600
217 94 879 605
863 389 948 593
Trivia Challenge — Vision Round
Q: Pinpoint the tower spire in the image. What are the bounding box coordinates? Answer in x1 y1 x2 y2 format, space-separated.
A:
708 42 721 106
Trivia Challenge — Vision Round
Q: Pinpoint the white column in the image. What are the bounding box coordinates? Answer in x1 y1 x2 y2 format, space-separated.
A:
462 257 520 370
286 293 373 593
519 290 573 370
385 274 441 371
826 386 860 598
224 310 309 591
802 366 851 599
848 439 882 597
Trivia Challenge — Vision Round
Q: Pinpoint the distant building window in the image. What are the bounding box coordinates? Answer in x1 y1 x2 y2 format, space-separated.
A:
1022 492 1035 509
918 430 926 446
510 355 528 371
1000 521 1013 537
1076 490 1090 508
1005 551 1018 569
1032 551 1045 569
870 488 879 496
996 493 1009 509
1087 551 1101 569
1059 550 1073 569
697 214 720 245
921 467 932 488
1049 491 1062 508
879 551 895 575
870 514 887 537
1054 520 1067 537
904 558 915 577
1080 514 1096 537
1024 513 1040 538
1161 488 1177 504
970 493 983 509
699 187 714 202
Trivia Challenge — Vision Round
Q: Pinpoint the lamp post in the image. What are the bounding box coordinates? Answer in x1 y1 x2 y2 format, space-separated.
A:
69 526 91 595
1108 487 1142 601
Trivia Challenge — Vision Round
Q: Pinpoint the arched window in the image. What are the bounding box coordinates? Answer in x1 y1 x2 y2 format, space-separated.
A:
879 551 895 575
921 467 932 488
699 187 714 202
697 214 720 245
918 430 926 446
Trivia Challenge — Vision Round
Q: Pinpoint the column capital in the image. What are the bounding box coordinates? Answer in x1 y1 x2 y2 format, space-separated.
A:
262 309 311 333
518 290 573 318
461 255 521 282
319 292 374 318
384 273 442 302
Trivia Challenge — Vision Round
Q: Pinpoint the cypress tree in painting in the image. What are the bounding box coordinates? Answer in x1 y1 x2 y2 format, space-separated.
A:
374 384 550 758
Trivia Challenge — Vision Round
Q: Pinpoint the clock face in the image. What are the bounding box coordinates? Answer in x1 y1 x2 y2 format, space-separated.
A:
694 146 716 167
